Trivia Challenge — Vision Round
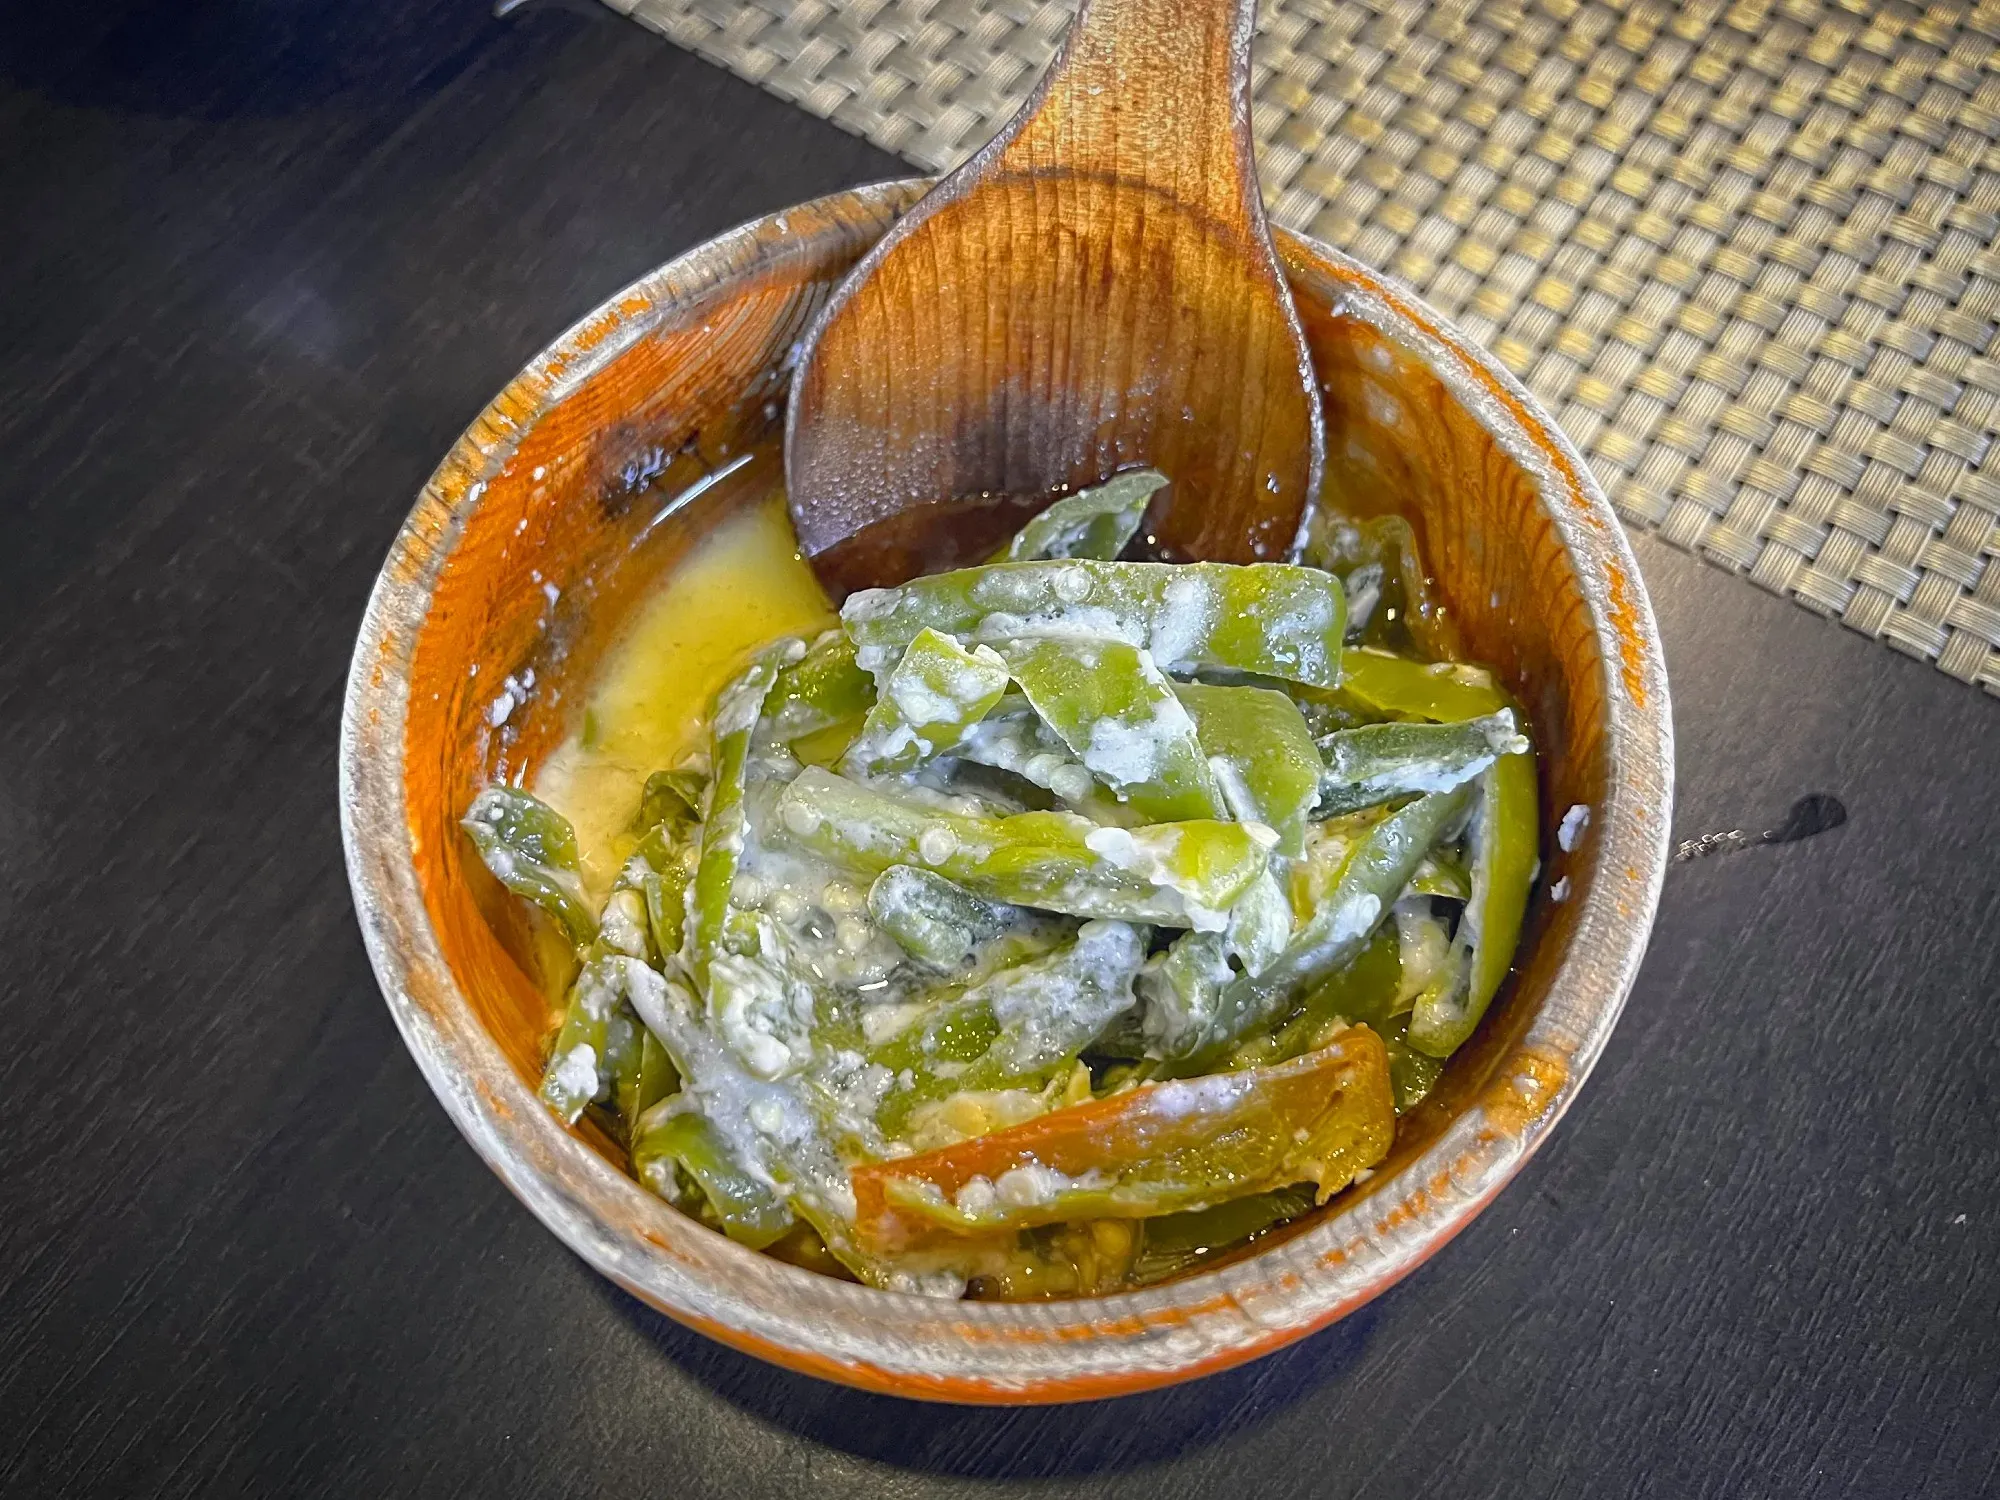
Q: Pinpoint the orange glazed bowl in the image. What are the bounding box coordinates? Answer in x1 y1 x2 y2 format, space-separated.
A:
340 181 1672 1403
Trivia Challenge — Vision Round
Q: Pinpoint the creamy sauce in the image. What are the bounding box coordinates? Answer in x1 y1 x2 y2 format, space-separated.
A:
535 494 834 892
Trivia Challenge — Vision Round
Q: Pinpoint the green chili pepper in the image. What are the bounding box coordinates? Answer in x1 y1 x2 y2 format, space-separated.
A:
1000 637 1224 823
1230 923 1403 1071
643 858 690 966
955 698 1138 823
767 629 875 741
616 820 676 886
1174 681 1323 854
614 1029 678 1134
688 641 796 989
1407 751 1538 1056
992 469 1165 562
1316 711 1527 817
1391 906 1455 1008
631 1102 795 1248
538 956 632 1124
1230 924 1445 1114
1281 683 1393 738
871 919 1147 1133
1405 849 1471 900
1161 783 1473 1076
842 628 1010 775
867 865 1015 967
842 560 1346 689
1136 872 1292 1060
635 769 704 830
1377 1016 1448 1111
460 786 596 946
598 886 657 962
1331 650 1539 1059
1130 1185 1319 1285
615 958 895 1284
611 817 693 973
705 945 824 1080
537 876 665 1125
1338 648 1506 722
769 766 1272 927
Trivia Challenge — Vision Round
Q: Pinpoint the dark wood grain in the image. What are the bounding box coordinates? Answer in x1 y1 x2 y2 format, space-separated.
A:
0 4 1995 1496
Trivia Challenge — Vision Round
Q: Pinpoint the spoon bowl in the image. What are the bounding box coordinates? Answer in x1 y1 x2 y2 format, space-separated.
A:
785 0 1324 591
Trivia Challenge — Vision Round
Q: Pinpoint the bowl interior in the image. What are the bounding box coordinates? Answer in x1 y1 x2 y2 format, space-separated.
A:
345 182 1669 1401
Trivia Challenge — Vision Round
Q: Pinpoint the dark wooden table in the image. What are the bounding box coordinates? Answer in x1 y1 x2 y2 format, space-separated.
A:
3 5 1996 1495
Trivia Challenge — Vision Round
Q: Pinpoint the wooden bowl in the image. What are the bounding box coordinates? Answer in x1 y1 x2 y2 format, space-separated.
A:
340 181 1673 1403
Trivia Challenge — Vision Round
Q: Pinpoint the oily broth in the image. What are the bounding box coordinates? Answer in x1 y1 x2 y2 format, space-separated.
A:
534 491 835 896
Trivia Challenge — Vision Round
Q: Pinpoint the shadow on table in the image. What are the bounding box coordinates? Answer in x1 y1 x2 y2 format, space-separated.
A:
601 1280 1376 1478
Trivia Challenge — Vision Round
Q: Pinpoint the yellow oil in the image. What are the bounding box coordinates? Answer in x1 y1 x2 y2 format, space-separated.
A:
534 491 834 893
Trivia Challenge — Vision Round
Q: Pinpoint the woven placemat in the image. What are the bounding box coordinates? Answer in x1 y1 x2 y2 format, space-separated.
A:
609 0 2000 696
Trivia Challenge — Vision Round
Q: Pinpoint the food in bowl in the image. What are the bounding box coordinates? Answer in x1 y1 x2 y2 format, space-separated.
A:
461 468 1538 1299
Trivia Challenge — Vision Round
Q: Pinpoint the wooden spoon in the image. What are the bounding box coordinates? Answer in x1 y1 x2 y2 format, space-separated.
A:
784 0 1325 594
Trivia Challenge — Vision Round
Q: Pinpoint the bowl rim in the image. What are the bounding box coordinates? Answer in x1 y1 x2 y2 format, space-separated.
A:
340 179 1673 1404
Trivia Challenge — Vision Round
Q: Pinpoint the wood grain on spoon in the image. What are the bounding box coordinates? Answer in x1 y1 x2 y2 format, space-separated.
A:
785 0 1325 594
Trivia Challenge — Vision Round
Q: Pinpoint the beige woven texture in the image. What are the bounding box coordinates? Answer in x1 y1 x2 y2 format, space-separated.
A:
612 0 2000 694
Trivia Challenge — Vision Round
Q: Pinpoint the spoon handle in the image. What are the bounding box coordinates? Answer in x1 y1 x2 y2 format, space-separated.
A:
998 0 1261 216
